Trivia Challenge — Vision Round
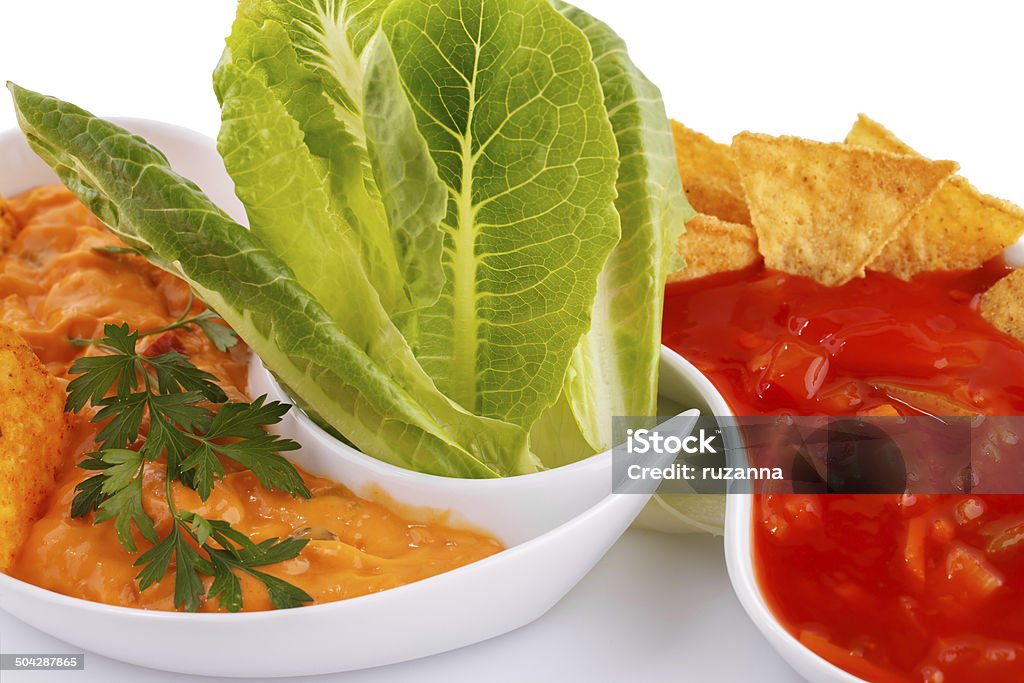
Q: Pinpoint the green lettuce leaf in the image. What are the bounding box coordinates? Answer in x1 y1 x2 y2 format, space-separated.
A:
533 3 694 464
380 0 621 429
362 32 449 330
222 4 445 316
8 83 534 478
236 0 384 129
633 494 726 535
213 26 534 473
10 0 692 481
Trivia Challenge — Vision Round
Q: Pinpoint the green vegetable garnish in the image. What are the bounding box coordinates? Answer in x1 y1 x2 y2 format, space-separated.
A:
532 2 693 465
8 82 531 479
66 322 312 612
7 0 691 478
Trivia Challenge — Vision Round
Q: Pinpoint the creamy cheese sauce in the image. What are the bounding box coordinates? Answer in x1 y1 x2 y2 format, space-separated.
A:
3 185 502 611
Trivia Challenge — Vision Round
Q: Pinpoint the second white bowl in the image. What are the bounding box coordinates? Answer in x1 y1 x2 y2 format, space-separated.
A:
250 345 703 546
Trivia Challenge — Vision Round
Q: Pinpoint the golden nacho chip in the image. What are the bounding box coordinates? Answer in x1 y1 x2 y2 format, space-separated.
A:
669 213 760 281
846 115 1024 279
0 323 68 571
845 115 917 156
981 268 1024 343
731 132 957 286
671 121 751 225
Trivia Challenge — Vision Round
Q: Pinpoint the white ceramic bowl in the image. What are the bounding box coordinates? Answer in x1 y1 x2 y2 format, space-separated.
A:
0 118 711 677
0 480 665 678
725 495 864 683
0 344 701 677
725 237 1024 683
250 354 700 545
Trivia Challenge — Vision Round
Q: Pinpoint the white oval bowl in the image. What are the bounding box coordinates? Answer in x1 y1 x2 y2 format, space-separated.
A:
725 494 866 683
725 240 1024 683
0 118 709 677
250 351 701 545
0 484 661 678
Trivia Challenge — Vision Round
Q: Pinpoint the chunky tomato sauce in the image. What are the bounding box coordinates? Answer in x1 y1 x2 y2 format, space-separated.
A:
2 186 502 611
664 264 1024 683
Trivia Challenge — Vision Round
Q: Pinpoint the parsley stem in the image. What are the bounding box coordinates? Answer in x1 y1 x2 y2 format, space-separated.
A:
68 291 231 349
135 291 202 339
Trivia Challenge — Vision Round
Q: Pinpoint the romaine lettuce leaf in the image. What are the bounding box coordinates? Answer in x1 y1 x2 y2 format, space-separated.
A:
533 3 694 463
8 83 535 478
236 0 384 128
362 32 449 332
212 24 537 473
10 0 692 481
380 0 621 429
223 4 445 317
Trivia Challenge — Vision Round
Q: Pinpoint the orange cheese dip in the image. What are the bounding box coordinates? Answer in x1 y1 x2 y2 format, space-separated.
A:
1 185 502 611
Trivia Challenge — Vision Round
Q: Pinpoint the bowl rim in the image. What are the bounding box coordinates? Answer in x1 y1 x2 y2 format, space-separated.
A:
0 473 676 623
725 493 867 683
249 344 715 490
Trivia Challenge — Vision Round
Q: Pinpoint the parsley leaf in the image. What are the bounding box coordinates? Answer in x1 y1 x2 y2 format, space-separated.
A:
71 473 107 518
101 322 142 355
134 531 177 592
194 315 239 354
65 325 140 411
204 519 311 612
96 449 146 492
207 552 245 613
148 392 209 432
248 570 312 611
214 437 307 498
203 396 291 440
93 475 157 553
172 530 211 613
145 412 195 469
66 322 312 612
92 392 148 449
146 352 226 403
180 442 224 502
203 398 306 497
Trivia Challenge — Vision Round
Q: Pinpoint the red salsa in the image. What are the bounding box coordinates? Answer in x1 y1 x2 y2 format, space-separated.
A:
664 263 1024 683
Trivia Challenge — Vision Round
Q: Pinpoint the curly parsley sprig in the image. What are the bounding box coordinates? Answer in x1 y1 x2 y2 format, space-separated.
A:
67 322 312 612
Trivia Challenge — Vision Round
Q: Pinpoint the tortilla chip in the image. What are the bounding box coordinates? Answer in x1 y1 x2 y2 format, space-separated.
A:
669 213 760 281
0 197 17 253
0 323 68 571
731 132 957 286
671 121 751 225
846 115 1024 279
981 268 1024 343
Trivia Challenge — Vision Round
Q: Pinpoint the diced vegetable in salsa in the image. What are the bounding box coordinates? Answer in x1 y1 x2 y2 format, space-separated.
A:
664 263 1024 682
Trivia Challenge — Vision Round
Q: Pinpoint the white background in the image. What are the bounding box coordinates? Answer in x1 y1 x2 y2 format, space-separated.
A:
1 1 1023 681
